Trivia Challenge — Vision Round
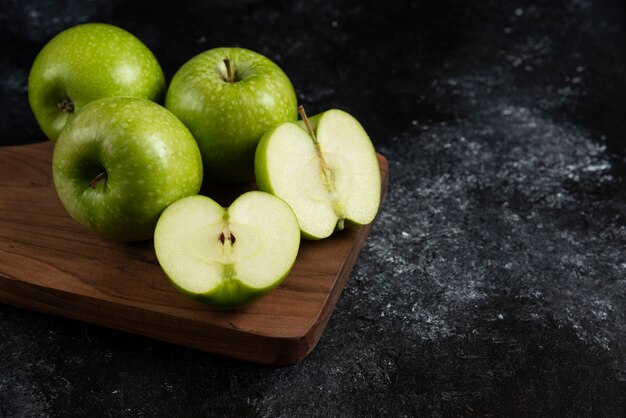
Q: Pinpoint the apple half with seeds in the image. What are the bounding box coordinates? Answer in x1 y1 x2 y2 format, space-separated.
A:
255 107 381 240
154 192 300 309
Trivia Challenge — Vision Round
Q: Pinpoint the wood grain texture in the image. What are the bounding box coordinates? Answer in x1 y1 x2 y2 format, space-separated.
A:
0 141 388 365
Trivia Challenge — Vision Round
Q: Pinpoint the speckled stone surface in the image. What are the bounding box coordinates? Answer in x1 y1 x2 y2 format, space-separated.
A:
1 0 626 416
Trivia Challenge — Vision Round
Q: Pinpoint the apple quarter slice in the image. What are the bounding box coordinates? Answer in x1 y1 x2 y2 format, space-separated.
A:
255 109 381 239
154 191 300 309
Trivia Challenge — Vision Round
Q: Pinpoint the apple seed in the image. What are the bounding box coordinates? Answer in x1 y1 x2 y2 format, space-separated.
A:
218 231 236 245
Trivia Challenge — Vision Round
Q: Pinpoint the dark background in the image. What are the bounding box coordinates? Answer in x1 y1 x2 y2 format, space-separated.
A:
2 0 626 416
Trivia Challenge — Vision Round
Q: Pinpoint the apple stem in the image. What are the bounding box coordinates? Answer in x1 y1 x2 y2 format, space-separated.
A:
224 58 234 83
298 105 318 145
337 219 345 231
57 97 74 113
89 172 107 189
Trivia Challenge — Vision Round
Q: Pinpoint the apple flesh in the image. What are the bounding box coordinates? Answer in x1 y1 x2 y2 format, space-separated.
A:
29 23 166 142
154 192 300 309
52 97 203 241
255 109 381 240
165 47 297 184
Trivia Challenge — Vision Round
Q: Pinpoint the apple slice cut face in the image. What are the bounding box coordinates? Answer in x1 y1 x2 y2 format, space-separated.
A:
315 110 381 227
258 123 338 239
257 109 381 239
155 196 225 294
154 192 300 305
226 193 300 288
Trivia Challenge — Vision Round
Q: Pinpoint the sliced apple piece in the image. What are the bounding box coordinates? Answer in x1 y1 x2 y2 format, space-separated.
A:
255 108 381 239
154 191 300 309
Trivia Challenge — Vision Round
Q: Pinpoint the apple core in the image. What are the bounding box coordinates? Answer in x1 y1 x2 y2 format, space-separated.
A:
218 231 236 245
297 105 345 229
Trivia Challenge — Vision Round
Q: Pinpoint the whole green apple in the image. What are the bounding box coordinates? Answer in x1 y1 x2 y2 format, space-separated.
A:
165 47 297 184
29 23 166 142
154 191 300 309
52 97 203 241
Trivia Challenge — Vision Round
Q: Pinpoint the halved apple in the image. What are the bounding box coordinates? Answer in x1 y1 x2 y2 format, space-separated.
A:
255 108 381 239
154 191 300 309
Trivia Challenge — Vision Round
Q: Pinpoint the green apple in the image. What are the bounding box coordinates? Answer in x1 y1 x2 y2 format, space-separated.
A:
165 47 297 184
52 97 203 241
255 108 381 240
154 191 300 309
29 23 166 142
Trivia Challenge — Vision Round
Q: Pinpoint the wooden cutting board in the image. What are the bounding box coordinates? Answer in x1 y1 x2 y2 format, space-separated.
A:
0 141 388 365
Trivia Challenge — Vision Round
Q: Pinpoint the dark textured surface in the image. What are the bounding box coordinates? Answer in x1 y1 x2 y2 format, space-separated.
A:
2 0 626 416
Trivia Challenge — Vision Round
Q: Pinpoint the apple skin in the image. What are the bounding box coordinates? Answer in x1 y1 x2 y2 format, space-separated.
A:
52 97 203 241
168 261 284 309
185 279 265 310
165 47 297 184
29 23 166 142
